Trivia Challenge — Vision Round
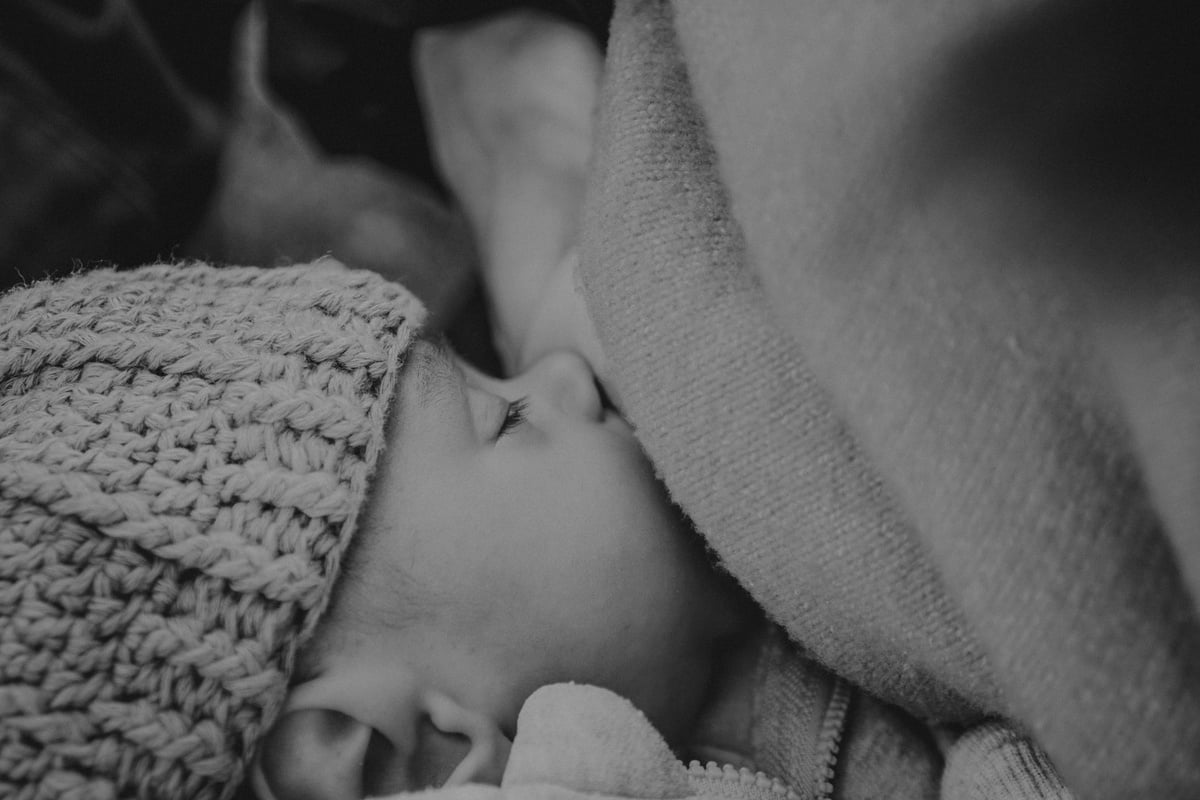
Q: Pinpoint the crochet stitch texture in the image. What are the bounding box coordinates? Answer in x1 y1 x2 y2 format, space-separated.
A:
0 262 422 800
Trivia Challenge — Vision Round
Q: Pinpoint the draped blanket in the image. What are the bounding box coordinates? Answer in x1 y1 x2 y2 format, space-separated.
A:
577 1 1200 797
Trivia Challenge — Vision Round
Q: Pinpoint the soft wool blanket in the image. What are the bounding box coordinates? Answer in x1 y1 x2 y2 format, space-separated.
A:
575 0 1200 797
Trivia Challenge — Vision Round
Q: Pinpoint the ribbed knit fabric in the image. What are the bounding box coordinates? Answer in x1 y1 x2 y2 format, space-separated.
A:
0 261 422 800
724 605 949 800
941 724 1073 800
746 632 834 796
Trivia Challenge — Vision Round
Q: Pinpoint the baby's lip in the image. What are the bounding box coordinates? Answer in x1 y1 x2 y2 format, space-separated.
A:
600 407 636 438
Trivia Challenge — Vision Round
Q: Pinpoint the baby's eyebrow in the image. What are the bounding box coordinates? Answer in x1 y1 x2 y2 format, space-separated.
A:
406 333 461 415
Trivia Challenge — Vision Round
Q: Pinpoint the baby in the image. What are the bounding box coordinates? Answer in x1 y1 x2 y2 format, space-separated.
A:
250 329 757 795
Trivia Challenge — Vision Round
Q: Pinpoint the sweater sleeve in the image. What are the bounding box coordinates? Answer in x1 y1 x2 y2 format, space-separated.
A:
941 724 1073 800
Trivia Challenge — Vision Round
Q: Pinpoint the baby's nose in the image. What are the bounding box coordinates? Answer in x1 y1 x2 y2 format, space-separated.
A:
532 350 603 422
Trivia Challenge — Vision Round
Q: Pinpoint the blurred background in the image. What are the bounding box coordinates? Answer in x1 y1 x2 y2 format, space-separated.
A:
0 0 611 366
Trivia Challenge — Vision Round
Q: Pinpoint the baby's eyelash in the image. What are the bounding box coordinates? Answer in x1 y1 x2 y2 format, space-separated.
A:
498 397 529 438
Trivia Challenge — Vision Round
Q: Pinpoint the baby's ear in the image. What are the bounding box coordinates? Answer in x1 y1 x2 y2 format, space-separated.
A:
252 686 510 800
252 707 374 800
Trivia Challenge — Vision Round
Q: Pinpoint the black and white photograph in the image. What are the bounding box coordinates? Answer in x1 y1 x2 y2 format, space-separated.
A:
2 2 1199 798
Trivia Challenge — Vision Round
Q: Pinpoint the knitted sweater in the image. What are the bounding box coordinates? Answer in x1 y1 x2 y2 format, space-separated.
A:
686 624 947 800
575 0 1200 797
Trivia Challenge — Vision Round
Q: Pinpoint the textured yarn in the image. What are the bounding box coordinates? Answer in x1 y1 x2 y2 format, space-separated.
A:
0 261 422 800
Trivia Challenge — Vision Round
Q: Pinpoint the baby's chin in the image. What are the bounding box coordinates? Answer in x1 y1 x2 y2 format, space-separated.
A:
636 657 720 750
681 613 772 770
650 591 763 750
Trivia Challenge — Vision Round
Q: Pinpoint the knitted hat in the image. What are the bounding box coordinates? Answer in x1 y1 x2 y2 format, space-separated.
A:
0 261 423 800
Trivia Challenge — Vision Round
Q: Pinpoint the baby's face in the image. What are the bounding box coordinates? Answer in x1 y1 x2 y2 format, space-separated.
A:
267 336 746 795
